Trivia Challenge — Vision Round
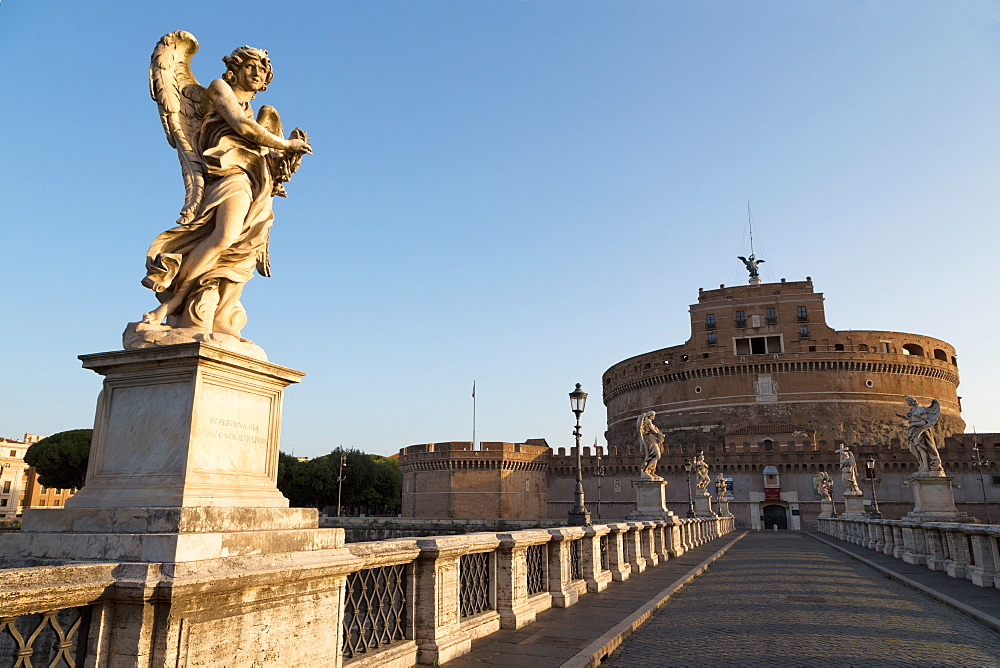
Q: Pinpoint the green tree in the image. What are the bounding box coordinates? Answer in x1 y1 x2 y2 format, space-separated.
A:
276 448 401 515
24 429 92 490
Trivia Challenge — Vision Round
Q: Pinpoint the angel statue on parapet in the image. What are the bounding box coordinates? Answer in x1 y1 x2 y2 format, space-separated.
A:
636 411 665 480
125 31 311 358
694 451 711 491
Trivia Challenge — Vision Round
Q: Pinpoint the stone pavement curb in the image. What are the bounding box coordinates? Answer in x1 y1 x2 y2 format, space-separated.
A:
560 531 748 668
807 531 1000 633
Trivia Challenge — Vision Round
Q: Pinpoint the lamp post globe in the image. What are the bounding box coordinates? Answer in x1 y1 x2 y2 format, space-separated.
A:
567 383 592 526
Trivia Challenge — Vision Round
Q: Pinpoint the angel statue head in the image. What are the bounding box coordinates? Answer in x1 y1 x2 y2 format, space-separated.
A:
222 45 274 93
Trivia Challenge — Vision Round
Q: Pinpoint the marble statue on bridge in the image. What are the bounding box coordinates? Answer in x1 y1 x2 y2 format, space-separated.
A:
818 471 834 502
694 452 711 491
896 397 945 476
125 31 312 358
636 411 665 480
836 445 861 494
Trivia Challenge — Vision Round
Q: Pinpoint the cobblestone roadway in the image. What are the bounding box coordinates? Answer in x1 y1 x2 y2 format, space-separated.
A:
606 532 1000 667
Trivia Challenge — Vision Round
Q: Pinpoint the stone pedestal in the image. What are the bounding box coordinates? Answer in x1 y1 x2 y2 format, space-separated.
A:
693 492 716 517
904 475 973 522
818 501 834 517
8 344 319 564
626 479 678 521
716 498 733 518
841 492 866 518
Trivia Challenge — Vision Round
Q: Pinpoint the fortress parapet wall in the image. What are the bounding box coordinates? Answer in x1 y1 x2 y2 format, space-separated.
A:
400 442 551 519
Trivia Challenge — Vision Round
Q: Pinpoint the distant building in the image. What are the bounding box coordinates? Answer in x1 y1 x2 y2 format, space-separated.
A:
21 466 77 511
0 434 38 518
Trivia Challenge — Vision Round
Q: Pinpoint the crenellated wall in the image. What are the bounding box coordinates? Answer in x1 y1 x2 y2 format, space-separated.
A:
400 442 550 519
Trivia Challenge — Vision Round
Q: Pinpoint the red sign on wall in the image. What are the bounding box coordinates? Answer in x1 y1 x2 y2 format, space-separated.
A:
765 488 781 501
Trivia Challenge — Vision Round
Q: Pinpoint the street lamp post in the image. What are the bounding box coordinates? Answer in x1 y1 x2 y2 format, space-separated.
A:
336 453 348 518
972 443 992 524
567 383 591 526
683 458 696 518
864 454 882 519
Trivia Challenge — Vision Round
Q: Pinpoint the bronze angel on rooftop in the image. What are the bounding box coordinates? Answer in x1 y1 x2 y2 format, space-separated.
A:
133 31 311 348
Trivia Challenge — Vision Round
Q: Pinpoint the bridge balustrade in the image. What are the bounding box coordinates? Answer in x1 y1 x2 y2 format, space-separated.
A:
818 517 1000 591
0 517 735 667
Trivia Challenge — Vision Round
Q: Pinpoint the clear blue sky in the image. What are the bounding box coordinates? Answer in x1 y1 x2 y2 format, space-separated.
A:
3 1 998 457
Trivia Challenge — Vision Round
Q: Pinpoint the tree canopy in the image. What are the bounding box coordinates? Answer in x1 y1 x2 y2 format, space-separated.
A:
277 448 401 515
24 429 92 490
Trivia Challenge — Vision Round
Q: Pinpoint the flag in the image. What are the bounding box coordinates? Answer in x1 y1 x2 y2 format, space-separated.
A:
471 381 476 399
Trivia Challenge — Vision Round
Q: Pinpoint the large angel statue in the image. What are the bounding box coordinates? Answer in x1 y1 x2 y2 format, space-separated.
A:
896 397 944 475
636 411 665 480
836 445 861 494
694 451 711 491
127 31 311 354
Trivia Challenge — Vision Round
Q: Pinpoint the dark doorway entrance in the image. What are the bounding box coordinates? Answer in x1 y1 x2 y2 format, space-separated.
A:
762 504 788 530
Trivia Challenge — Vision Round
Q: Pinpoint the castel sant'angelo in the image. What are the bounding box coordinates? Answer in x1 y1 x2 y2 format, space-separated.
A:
401 263 995 529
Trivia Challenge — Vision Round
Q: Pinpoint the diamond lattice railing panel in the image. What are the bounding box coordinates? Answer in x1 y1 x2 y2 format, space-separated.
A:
459 552 491 618
342 564 407 658
570 539 583 581
0 606 91 668
526 544 547 596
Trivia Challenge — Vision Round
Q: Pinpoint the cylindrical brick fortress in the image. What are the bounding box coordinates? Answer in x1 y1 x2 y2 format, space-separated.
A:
603 278 963 453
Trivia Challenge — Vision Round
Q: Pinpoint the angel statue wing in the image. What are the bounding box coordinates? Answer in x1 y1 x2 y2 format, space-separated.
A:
150 31 206 225
926 399 941 428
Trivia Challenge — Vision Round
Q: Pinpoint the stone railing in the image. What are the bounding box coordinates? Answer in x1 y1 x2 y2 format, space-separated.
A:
818 516 1000 589
0 516 733 667
339 516 733 666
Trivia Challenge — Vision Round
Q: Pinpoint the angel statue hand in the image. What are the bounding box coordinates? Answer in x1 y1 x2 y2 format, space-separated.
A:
285 137 312 154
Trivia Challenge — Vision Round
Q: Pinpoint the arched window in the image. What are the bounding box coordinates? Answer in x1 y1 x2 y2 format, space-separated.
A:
763 439 774 453
834 343 844 351
902 343 924 356
933 349 948 361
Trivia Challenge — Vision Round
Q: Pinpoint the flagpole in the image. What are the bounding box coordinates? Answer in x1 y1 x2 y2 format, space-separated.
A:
472 381 477 451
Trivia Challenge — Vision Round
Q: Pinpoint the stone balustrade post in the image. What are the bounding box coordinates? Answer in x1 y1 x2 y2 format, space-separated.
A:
582 525 613 593
666 518 684 558
941 524 972 579
891 524 905 559
901 523 928 567
866 521 879 550
881 522 895 555
413 534 501 665
495 529 552 630
637 522 659 568
546 527 587 608
923 525 950 571
604 523 632 582
651 522 670 562
623 523 647 574
966 527 1000 588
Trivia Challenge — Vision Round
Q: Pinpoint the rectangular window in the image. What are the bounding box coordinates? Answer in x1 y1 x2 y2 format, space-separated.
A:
735 335 782 355
992 475 1000 486
0 499 6 507
707 332 717 345
8 450 15 457
706 314 716 329
1 481 9 493
800 326 810 338
38 500 46 506
766 308 776 324
735 310 746 327
797 306 808 321
881 341 891 354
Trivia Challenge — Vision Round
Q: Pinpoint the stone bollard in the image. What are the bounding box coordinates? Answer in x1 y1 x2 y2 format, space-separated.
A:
413 534 502 665
496 529 553 630
604 523 633 582
582 525 613 593
546 527 587 608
